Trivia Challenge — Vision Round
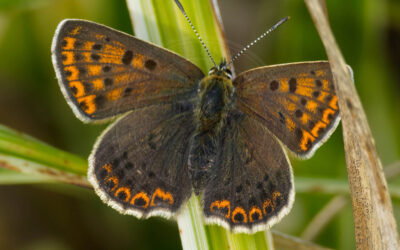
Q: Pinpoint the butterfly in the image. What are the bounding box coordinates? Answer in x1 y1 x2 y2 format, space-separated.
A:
51 16 340 233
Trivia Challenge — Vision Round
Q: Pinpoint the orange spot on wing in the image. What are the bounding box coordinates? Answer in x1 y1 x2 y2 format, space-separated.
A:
69 81 85 97
317 91 329 103
322 108 336 124
316 70 326 77
77 95 96 114
133 54 145 68
151 188 174 206
287 103 296 111
62 37 76 50
279 78 289 92
297 77 315 88
112 41 125 48
306 100 318 113
82 52 92 63
69 26 82 35
114 73 131 84
301 113 310 125
300 130 315 151
272 191 281 203
82 41 95 50
64 66 79 81
249 206 263 222
286 117 295 131
62 51 75 65
281 97 296 112
102 164 112 174
289 95 299 102
100 54 123 64
272 191 282 207
115 187 131 203
106 88 123 101
322 79 329 90
232 207 248 223
91 79 104 90
295 85 313 97
103 44 125 55
329 95 338 110
311 121 327 137
263 199 273 215
95 34 105 40
262 191 282 216
104 176 119 191
131 192 150 208
112 66 128 73
210 200 231 219
87 65 102 76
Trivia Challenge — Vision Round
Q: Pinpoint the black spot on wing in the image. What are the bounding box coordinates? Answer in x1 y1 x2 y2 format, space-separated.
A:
122 50 133 65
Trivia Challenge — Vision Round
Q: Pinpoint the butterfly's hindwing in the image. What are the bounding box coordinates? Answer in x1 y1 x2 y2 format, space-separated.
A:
52 19 204 122
202 111 294 233
88 103 195 218
234 61 340 158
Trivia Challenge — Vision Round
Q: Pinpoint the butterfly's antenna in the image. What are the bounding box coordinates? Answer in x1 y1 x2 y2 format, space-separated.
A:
174 0 217 67
228 16 290 66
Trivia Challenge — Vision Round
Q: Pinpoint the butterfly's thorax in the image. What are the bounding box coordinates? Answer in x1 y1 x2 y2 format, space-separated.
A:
197 75 234 132
189 73 234 194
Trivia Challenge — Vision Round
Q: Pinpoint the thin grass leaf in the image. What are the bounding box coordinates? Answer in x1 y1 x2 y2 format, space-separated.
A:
0 124 89 186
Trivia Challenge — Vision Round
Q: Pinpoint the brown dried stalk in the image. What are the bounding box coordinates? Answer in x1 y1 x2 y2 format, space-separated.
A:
304 0 400 249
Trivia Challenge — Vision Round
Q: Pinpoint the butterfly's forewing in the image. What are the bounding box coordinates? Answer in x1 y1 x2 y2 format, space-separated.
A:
234 61 340 158
52 19 204 122
202 111 294 233
88 103 195 218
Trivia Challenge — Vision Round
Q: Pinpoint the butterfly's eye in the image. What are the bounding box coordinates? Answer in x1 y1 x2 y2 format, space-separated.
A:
225 69 232 79
208 67 217 75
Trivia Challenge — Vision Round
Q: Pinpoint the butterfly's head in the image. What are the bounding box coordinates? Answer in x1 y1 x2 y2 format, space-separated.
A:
208 61 232 79
175 0 289 82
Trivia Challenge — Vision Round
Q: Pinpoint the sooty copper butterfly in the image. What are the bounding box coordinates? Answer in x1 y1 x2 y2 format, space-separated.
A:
51 1 340 233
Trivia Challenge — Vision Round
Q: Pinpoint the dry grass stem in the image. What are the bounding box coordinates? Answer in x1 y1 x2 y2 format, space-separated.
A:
304 0 400 249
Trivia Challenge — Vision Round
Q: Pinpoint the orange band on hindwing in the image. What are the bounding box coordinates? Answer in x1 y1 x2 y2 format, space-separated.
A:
150 188 174 206
210 200 231 219
131 192 150 208
102 164 112 174
231 207 248 224
249 206 263 222
104 176 119 191
263 191 282 215
114 187 131 203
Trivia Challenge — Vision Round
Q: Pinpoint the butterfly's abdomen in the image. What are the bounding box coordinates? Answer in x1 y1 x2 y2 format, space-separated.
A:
189 76 234 193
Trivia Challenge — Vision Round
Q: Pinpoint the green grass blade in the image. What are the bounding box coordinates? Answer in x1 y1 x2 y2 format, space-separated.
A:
0 124 89 186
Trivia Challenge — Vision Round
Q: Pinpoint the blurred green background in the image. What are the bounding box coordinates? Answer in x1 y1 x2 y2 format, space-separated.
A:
0 0 399 249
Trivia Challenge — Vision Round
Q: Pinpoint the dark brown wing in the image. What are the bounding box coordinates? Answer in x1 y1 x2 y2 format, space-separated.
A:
52 19 204 122
202 111 294 233
88 103 195 218
234 61 340 158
